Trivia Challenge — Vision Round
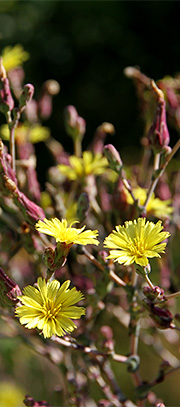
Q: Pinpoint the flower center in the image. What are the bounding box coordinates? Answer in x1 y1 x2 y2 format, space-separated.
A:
129 237 146 257
43 299 61 321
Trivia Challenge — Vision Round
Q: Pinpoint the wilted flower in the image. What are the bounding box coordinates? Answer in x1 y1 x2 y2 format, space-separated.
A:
16 278 85 338
104 217 170 267
35 217 99 246
58 151 108 181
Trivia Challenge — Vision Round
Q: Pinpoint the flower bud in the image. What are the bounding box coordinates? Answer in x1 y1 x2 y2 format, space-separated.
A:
90 122 115 153
143 285 165 302
103 144 123 173
15 191 45 223
0 76 14 113
64 105 86 141
147 99 170 153
19 83 34 111
144 299 173 329
43 247 57 272
0 267 21 308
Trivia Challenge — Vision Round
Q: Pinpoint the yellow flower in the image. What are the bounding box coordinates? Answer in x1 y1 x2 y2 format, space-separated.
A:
0 123 50 144
58 151 108 180
35 217 99 246
125 186 173 219
104 217 170 267
1 44 29 72
16 278 85 338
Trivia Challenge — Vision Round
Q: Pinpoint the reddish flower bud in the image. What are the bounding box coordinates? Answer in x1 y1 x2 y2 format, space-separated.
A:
0 77 14 112
64 105 86 140
148 99 170 152
144 299 173 329
19 83 34 111
15 191 45 223
0 267 21 308
104 144 122 173
89 122 115 154
43 247 56 272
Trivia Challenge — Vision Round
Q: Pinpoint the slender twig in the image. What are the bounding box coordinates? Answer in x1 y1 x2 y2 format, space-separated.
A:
145 274 155 290
144 138 180 210
9 126 15 172
82 247 105 271
109 269 126 287
165 291 180 300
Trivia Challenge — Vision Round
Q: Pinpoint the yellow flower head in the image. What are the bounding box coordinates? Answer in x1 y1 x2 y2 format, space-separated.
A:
35 217 99 246
125 186 173 219
58 151 108 180
0 123 50 144
104 217 170 267
1 44 29 72
15 278 85 338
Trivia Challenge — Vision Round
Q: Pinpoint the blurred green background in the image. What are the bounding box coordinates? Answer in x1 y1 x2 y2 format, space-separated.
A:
1 1 180 406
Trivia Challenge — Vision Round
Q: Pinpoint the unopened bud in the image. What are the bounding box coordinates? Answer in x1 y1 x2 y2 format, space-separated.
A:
15 191 45 223
64 105 86 141
104 144 122 173
144 299 173 329
0 267 21 308
148 98 170 153
0 76 14 113
43 247 56 272
19 83 34 111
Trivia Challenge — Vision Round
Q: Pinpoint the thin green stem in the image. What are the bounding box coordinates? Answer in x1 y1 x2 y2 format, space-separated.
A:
74 137 82 158
109 269 126 287
145 274 155 290
144 138 180 211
